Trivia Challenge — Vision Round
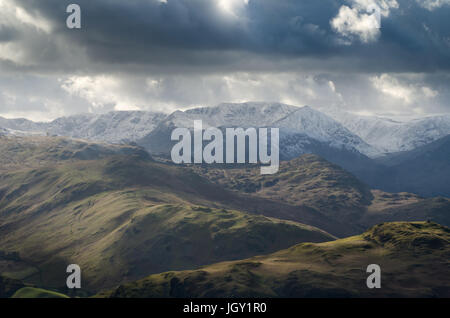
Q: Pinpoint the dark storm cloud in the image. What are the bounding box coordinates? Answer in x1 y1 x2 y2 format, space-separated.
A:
0 0 449 120
6 0 448 74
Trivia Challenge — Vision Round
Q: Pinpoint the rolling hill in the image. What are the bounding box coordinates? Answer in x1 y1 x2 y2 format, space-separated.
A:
100 222 450 298
0 136 336 292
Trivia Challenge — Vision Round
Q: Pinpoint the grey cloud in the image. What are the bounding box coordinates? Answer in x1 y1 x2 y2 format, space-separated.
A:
1 0 445 74
0 0 449 120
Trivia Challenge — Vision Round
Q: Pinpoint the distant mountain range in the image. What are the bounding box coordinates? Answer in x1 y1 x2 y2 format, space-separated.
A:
0 111 166 143
1 102 450 197
2 102 450 157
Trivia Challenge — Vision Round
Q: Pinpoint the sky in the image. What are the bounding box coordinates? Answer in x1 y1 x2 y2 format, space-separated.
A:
0 0 449 121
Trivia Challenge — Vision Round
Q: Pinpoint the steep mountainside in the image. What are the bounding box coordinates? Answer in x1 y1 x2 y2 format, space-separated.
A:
100 222 450 298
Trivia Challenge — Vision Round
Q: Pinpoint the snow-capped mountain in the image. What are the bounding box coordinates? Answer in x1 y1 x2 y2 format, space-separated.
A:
1 102 450 159
164 102 299 128
0 111 168 144
322 108 450 155
0 117 45 132
138 102 378 159
137 102 300 154
274 107 379 158
46 111 168 143
2 102 449 197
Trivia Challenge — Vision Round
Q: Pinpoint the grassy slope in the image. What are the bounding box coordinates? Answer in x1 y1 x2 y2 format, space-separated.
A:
0 137 335 292
0 135 150 171
11 287 69 298
100 222 450 298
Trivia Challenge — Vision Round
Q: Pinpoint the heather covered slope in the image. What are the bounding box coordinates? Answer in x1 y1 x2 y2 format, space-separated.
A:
101 222 450 298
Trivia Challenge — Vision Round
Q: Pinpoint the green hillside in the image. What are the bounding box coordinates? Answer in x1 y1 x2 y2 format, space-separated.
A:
11 287 69 298
101 222 450 298
0 136 335 292
0 135 150 171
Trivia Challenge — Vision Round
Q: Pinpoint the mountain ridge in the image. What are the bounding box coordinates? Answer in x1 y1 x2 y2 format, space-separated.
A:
2 102 449 159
